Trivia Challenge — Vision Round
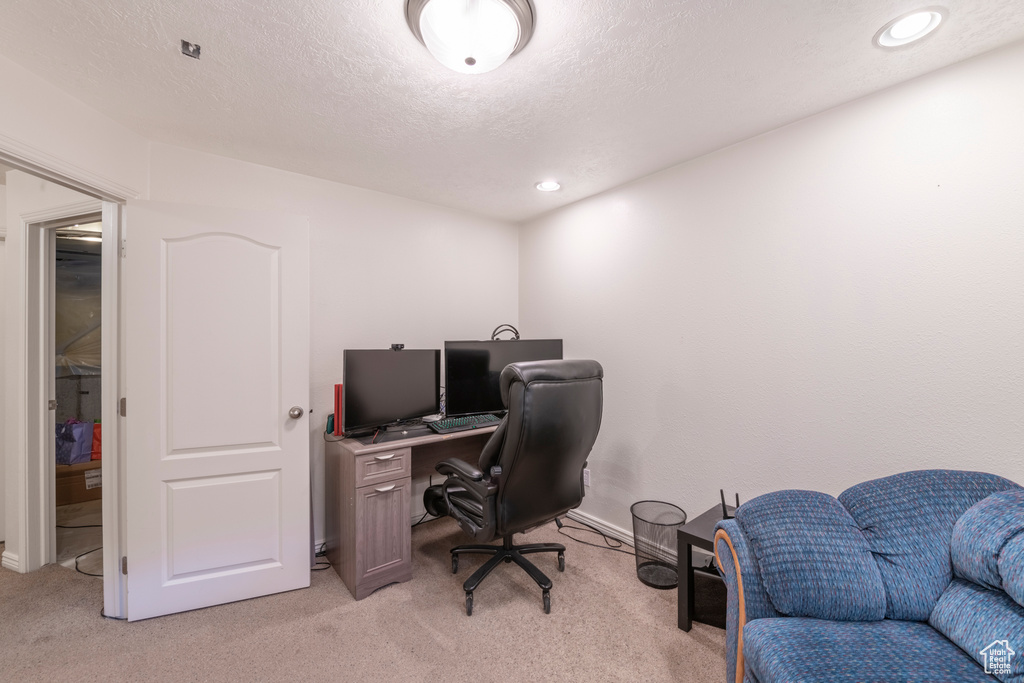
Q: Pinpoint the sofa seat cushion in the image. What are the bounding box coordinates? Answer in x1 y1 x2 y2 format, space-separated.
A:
929 579 1024 683
743 618 992 683
735 490 886 621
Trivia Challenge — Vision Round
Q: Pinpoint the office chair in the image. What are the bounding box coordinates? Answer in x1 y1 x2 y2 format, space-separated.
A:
423 359 604 615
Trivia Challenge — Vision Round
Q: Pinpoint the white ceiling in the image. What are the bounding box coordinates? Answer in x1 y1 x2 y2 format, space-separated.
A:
1 1 1023 222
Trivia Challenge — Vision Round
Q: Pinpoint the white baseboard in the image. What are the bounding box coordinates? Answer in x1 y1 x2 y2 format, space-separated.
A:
563 509 713 567
313 508 711 570
564 509 635 548
2 549 21 572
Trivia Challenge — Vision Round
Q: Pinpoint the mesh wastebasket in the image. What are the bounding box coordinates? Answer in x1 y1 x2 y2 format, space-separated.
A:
630 500 687 589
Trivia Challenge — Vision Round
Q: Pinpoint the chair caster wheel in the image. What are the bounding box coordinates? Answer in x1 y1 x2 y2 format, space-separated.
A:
465 592 473 616
558 551 565 572
452 555 459 574
543 590 551 614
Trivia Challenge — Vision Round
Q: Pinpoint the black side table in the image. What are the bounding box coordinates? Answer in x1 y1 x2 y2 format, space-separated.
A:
677 504 735 631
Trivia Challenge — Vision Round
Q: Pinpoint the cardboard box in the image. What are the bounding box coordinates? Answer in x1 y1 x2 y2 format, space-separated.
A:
56 461 102 506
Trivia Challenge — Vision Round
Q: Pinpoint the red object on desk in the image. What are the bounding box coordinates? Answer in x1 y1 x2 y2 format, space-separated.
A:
334 384 344 435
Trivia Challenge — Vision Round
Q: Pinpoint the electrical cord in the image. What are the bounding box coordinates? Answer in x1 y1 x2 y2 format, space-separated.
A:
312 541 331 571
555 517 635 556
74 547 104 577
412 476 438 527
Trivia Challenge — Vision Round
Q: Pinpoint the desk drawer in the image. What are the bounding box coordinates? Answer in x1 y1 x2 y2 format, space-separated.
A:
354 448 411 487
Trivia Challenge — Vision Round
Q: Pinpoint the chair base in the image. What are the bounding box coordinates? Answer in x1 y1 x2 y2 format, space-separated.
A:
451 534 566 615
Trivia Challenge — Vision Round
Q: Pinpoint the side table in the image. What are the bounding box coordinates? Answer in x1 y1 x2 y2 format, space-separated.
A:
677 504 735 631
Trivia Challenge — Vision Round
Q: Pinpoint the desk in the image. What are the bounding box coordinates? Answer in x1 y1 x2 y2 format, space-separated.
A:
324 425 497 600
677 504 735 631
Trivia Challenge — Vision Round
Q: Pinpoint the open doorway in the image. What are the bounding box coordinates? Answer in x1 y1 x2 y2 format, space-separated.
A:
52 216 104 577
2 160 126 617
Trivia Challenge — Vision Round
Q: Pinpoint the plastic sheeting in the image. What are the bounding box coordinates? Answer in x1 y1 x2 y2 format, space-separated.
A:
55 249 101 377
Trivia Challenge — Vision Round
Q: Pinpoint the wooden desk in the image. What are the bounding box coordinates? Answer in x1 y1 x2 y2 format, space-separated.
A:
324 425 497 600
677 504 735 631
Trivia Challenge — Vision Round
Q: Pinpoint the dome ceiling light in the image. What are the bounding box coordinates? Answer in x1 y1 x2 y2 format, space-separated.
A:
874 8 947 48
406 0 535 74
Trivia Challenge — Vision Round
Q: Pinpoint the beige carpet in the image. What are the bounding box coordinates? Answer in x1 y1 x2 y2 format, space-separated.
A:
0 518 726 682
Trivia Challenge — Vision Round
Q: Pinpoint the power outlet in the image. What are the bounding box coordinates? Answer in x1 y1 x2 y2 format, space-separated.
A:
583 468 591 487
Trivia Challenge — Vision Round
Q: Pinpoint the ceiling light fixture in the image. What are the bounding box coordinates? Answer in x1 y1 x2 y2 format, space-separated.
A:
874 8 946 48
406 0 535 74
535 180 560 192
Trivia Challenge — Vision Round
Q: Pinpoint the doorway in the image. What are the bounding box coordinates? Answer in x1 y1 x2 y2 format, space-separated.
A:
2 161 126 618
52 216 104 577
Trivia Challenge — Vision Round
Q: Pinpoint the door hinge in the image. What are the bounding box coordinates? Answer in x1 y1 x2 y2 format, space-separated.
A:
48 399 58 410
121 556 128 575
121 239 127 258
120 397 127 417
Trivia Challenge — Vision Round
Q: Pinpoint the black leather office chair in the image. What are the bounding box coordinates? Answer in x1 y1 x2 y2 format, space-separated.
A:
423 359 603 615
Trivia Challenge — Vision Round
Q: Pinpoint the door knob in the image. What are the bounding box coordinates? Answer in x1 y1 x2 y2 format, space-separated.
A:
288 406 304 419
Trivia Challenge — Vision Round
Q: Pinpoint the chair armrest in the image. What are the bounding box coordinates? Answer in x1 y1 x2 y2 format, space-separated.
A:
436 458 485 481
434 458 499 540
714 520 779 683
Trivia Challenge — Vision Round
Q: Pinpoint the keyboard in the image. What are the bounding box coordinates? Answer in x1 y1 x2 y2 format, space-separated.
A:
428 413 501 434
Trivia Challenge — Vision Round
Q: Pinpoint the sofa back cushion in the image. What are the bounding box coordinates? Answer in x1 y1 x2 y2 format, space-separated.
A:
838 469 1019 621
951 488 1024 597
929 579 1024 683
735 489 886 621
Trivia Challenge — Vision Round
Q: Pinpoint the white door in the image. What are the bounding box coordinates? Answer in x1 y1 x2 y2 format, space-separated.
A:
124 201 310 621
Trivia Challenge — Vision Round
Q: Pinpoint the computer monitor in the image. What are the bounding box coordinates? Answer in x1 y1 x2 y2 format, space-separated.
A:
444 339 563 417
342 349 440 434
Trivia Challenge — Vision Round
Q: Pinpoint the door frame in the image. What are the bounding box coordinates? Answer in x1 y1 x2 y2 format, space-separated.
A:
28 202 104 567
1 146 137 619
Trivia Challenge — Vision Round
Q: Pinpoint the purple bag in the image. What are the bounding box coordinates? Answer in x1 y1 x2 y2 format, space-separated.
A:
55 421 76 465
69 422 94 464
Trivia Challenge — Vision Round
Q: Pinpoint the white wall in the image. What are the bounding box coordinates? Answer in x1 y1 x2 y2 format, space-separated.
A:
0 41 520 560
147 143 520 541
0 51 146 570
0 53 148 196
520 41 1024 533
0 183 7 542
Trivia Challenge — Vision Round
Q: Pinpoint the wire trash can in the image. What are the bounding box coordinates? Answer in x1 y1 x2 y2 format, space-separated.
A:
630 500 687 589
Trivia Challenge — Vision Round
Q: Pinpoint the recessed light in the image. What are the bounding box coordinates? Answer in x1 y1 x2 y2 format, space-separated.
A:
535 180 560 192
875 8 946 48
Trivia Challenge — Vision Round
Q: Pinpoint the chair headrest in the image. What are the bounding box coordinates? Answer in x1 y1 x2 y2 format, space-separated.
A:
500 359 604 406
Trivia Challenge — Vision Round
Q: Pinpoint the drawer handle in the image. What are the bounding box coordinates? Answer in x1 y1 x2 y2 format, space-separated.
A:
374 484 396 493
374 453 396 461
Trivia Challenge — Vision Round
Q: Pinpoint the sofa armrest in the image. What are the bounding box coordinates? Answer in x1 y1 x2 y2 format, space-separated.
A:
715 519 778 683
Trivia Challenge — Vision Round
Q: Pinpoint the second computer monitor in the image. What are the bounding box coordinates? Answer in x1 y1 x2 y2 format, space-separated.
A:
444 339 563 417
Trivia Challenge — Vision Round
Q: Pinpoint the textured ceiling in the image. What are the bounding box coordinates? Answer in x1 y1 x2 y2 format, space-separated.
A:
1 1 1023 221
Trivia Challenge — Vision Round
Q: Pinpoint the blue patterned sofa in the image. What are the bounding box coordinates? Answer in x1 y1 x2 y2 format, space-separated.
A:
713 470 1024 683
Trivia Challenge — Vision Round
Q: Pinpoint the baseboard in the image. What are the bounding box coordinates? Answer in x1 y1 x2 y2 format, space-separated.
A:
563 509 713 567
315 509 709 569
564 509 635 548
1 549 21 572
